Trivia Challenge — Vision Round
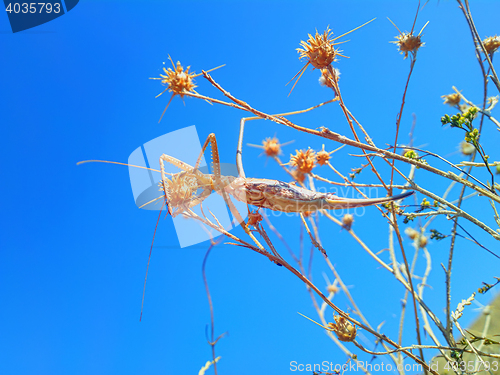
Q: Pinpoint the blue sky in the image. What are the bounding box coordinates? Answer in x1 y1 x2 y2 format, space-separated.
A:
1 1 500 374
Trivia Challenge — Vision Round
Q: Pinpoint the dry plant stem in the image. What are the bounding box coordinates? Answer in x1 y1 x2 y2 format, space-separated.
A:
311 172 410 190
261 213 300 264
397 244 421 366
417 246 454 365
389 202 427 368
351 343 500 358
459 161 500 167
390 55 416 194
393 51 424 362
321 210 448 341
445 23 493 345
394 170 500 240
453 318 492 371
323 257 399 368
474 307 492 373
199 70 500 205
299 213 327 257
274 257 438 374
202 240 224 375
457 0 500 93
327 65 390 192
203 204 439 373
312 296 372 375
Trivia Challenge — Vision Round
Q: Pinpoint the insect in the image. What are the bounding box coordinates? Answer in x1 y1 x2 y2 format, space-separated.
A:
157 132 413 218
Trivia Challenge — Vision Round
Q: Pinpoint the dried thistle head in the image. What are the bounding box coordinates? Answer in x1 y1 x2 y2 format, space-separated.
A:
150 57 224 122
389 20 428 59
290 148 316 174
329 316 357 342
262 137 282 157
392 32 424 58
298 28 343 69
341 213 354 230
289 20 374 95
442 93 461 107
418 234 428 248
316 144 334 166
482 35 500 55
460 140 475 156
154 58 197 98
327 284 339 294
405 227 419 240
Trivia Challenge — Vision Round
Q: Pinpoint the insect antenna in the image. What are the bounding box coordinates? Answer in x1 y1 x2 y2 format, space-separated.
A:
140 199 167 322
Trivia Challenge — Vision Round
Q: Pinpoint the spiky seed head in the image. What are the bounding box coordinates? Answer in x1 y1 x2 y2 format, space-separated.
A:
290 149 316 174
316 144 333 166
158 61 197 97
460 141 475 156
405 227 419 240
342 213 354 230
327 284 339 294
298 28 340 69
331 316 357 342
392 32 424 59
496 164 500 175
262 137 282 157
418 235 428 248
442 93 461 106
482 35 500 55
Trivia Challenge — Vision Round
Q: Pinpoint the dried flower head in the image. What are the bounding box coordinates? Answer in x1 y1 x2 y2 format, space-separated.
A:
460 140 475 156
389 20 428 59
316 144 336 166
327 284 339 294
289 19 374 95
290 148 316 174
341 213 354 230
405 227 419 240
151 57 197 99
418 234 428 248
482 35 500 55
150 57 224 122
442 93 461 107
328 316 357 342
298 28 343 70
392 32 424 58
262 137 282 157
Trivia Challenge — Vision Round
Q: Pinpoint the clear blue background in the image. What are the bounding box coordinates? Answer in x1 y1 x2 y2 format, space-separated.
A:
1 1 499 374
